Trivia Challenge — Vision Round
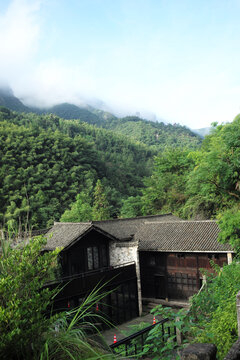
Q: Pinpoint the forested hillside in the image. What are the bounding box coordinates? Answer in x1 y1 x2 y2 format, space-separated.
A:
0 88 202 150
123 116 240 230
38 108 202 150
102 116 201 150
38 103 107 126
0 88 29 113
1 103 240 239
0 107 153 229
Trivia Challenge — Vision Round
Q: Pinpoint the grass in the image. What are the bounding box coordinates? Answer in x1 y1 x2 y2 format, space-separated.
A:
39 285 117 360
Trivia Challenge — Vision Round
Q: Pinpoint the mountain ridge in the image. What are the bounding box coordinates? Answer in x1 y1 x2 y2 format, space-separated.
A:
0 86 202 149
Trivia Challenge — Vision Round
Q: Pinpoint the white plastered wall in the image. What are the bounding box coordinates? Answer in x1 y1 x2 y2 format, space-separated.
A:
109 241 142 315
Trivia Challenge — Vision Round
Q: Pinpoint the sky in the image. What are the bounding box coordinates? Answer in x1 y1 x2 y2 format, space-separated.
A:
0 0 240 128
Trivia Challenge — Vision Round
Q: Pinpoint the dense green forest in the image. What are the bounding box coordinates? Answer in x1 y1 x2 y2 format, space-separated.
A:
0 87 203 230
122 116 240 229
0 107 156 229
0 88 202 151
99 115 201 150
2 88 240 236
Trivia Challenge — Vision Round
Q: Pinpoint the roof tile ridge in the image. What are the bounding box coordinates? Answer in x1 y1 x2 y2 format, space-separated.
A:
142 220 217 224
92 213 174 224
53 221 92 225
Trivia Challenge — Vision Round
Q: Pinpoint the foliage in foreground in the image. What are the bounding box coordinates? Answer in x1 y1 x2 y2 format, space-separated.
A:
0 235 61 360
190 261 240 359
0 235 115 360
39 286 116 360
140 306 189 360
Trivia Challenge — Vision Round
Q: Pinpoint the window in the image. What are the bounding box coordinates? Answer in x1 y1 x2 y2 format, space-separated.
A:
208 254 219 260
87 244 108 270
87 247 93 270
177 253 185 259
93 246 99 268
101 245 108 267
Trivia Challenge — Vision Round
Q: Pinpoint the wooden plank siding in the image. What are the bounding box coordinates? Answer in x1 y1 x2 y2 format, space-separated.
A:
139 251 228 300
45 263 139 326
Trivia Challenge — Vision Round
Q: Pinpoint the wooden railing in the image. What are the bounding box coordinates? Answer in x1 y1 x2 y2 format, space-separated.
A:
45 261 136 286
110 318 176 357
44 262 139 324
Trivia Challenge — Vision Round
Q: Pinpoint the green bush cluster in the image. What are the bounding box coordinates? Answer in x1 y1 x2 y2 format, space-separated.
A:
135 263 240 360
0 235 114 360
190 262 240 359
0 236 61 359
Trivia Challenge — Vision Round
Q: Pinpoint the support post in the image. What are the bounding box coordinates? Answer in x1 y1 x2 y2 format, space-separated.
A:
176 317 183 345
227 252 233 265
236 291 240 337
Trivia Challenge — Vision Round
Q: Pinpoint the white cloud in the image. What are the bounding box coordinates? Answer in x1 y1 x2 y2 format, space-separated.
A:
0 0 41 85
0 0 239 128
21 58 99 107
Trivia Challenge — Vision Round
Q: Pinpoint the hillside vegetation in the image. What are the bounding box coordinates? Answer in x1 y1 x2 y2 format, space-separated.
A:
0 88 202 150
0 88 203 230
0 107 154 229
126 117 240 230
1 97 240 237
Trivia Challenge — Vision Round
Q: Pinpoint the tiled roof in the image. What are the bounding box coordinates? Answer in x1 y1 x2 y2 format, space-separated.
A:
93 214 181 240
45 214 180 250
45 222 92 250
46 216 230 254
136 221 233 253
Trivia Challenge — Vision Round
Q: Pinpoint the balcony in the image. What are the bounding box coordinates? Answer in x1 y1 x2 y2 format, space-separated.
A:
45 262 138 324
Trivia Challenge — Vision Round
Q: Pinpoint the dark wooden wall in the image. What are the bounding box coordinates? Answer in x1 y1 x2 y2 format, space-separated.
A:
46 263 139 325
46 230 139 325
60 229 110 276
139 251 228 300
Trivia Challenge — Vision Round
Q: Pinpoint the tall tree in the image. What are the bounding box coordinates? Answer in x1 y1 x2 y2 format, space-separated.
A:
217 206 240 254
141 148 195 216
183 119 240 218
120 196 143 218
92 180 110 221
60 179 93 222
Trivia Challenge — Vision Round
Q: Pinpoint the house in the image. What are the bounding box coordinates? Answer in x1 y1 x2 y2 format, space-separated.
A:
45 214 233 324
136 220 233 300
45 222 139 324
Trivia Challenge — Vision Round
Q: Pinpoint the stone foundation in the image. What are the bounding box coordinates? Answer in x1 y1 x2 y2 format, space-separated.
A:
223 339 240 360
181 343 217 360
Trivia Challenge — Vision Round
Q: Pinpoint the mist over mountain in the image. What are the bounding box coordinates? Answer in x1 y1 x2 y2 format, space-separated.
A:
0 86 204 229
192 127 211 137
0 86 202 149
0 86 29 113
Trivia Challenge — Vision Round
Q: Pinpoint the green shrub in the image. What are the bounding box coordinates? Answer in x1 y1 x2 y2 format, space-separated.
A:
190 261 240 359
0 235 116 360
0 235 61 360
139 305 189 360
39 285 116 360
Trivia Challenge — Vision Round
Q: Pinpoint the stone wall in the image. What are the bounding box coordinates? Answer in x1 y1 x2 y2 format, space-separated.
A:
223 339 240 360
109 240 142 315
181 344 217 360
